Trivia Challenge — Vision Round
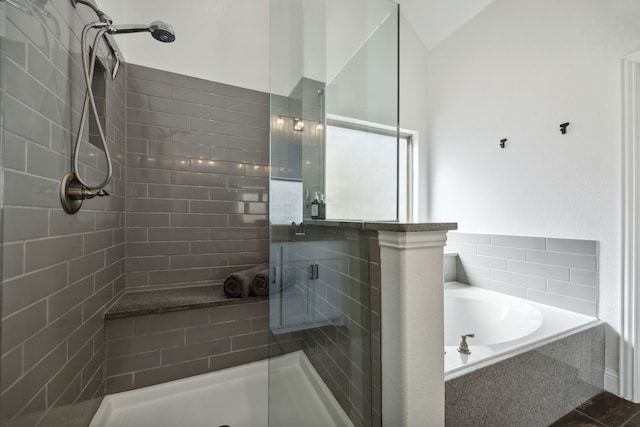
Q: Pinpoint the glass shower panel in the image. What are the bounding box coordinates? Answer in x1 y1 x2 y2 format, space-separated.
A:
0 0 5 365
325 6 399 127
325 7 400 221
269 1 398 426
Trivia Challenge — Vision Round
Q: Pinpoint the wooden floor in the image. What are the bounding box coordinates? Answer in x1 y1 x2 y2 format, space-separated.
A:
550 392 640 426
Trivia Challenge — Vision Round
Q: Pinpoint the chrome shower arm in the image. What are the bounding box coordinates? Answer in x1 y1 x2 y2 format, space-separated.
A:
108 24 151 35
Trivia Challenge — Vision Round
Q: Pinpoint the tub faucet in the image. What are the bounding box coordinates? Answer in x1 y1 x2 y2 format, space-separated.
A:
457 334 475 355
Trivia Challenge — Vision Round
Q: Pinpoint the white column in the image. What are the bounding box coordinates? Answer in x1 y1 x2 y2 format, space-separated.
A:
379 230 447 427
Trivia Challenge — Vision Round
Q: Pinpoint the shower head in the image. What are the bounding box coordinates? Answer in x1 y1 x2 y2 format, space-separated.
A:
108 21 176 43
149 21 176 43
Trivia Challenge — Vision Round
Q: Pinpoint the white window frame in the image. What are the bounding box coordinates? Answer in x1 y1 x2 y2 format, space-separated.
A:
325 114 418 222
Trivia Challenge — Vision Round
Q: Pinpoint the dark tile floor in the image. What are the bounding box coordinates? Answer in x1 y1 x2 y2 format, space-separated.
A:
550 392 640 426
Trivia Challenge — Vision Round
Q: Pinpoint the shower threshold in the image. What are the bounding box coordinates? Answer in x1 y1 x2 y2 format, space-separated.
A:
89 351 353 427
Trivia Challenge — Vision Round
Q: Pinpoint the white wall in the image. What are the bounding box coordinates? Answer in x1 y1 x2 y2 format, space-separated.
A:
269 0 303 96
99 0 271 93
98 0 396 96
399 15 430 220
427 0 640 388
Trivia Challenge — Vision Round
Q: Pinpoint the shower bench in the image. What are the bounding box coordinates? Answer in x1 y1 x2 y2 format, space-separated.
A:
105 283 266 319
102 285 280 394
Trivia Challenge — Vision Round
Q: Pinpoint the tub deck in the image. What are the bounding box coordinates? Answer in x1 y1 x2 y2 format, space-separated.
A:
444 282 600 379
445 322 605 426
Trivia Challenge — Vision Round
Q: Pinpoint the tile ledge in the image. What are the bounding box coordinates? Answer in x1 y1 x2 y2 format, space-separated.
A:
104 283 267 320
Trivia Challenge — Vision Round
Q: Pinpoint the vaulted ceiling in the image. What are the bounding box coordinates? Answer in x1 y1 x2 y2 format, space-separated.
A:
398 0 496 49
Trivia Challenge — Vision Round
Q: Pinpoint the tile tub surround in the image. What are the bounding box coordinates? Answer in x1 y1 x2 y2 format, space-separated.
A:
445 323 605 427
104 298 302 394
1 2 126 426
444 253 457 282
125 64 270 290
447 232 599 316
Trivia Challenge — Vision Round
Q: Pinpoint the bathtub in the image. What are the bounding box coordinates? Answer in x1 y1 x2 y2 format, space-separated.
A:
444 282 600 379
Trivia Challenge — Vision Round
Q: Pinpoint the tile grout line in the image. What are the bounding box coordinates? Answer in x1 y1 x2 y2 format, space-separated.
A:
620 407 640 426
572 409 610 426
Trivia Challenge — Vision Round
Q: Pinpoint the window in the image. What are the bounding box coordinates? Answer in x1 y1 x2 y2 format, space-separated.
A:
325 119 415 221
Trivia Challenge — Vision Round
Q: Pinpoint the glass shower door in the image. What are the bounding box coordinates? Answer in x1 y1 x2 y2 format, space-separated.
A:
268 1 398 426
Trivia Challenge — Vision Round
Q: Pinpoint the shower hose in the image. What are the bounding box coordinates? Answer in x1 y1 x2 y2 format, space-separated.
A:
72 22 114 191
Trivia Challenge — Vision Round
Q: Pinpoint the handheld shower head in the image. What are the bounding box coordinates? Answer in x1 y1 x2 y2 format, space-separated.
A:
108 21 176 43
150 21 176 43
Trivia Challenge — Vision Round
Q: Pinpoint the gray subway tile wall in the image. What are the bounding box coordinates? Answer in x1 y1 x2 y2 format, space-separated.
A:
270 77 325 189
104 301 303 393
446 232 599 316
3 5 379 427
124 64 270 290
1 1 126 426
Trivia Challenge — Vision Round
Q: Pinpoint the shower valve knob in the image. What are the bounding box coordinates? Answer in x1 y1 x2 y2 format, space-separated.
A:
60 172 109 215
67 186 109 200
86 189 109 199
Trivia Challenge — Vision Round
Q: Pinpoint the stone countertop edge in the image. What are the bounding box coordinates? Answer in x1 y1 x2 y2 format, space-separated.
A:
365 222 457 232
105 284 267 320
303 220 458 232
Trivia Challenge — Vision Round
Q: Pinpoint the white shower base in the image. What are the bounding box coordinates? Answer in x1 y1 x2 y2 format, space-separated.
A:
90 351 353 427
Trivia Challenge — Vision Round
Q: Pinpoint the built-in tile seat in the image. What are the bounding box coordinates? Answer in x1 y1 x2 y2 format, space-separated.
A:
102 285 278 394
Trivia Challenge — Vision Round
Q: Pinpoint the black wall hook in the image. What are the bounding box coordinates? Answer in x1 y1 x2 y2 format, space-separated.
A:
499 138 507 149
560 122 570 134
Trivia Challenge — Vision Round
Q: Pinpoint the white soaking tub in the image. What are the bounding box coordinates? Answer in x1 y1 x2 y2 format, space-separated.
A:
444 282 600 379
